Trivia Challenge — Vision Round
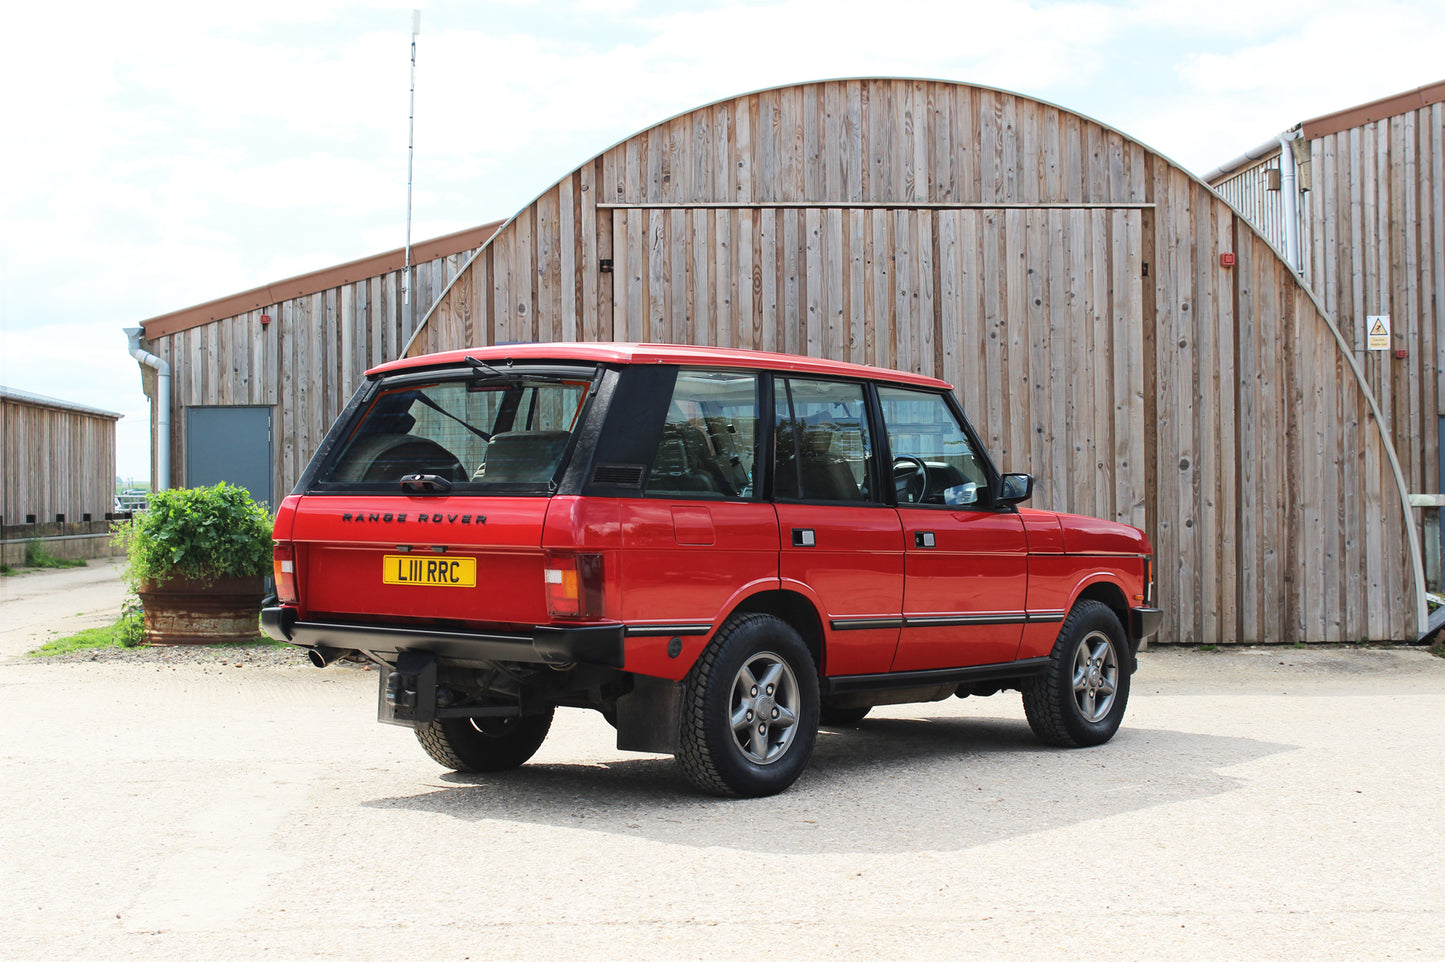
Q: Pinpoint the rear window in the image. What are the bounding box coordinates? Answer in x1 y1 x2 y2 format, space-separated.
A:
313 374 592 494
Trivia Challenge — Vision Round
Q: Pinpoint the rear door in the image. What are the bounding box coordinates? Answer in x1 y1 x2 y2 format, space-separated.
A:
772 375 904 676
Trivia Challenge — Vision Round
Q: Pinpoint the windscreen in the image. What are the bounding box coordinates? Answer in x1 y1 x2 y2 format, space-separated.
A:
313 373 593 494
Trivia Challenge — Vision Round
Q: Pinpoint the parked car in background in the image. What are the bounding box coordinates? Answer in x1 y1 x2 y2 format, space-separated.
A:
264 343 1159 796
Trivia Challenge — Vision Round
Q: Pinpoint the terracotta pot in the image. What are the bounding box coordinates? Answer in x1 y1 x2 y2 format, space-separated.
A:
137 574 266 646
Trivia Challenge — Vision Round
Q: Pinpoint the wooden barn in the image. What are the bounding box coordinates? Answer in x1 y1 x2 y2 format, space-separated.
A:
134 222 501 506
1207 79 1445 592
132 78 1426 645
1 387 121 563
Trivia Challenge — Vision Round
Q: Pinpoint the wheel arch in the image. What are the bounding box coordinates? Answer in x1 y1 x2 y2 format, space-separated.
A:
1071 578 1131 628
725 589 826 674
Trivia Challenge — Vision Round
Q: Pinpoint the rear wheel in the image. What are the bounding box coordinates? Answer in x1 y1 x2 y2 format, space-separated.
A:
415 709 554 772
677 613 819 798
1022 600 1130 747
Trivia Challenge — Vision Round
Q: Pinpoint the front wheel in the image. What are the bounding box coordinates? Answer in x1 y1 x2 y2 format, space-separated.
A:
677 613 819 798
415 709 554 772
1022 601 1130 747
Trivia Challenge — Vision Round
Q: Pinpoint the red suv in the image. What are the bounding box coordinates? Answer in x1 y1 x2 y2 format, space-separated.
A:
264 343 1159 797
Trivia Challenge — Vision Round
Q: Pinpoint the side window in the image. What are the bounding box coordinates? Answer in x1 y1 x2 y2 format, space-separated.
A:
774 378 875 503
877 386 991 506
645 370 759 499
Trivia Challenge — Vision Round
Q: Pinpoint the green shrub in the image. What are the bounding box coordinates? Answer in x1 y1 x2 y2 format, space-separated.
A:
116 482 272 588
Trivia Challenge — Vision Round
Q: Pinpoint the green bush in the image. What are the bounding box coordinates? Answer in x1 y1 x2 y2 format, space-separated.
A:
116 483 272 587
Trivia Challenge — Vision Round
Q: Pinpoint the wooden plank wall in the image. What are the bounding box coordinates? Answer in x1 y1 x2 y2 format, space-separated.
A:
403 78 1416 642
1302 103 1445 508
1 398 118 523
146 248 477 505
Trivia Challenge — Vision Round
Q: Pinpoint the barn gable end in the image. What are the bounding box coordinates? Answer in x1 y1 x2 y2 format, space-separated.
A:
408 78 1420 644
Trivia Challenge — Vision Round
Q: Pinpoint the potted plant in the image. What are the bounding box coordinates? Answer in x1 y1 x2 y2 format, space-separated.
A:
117 482 272 645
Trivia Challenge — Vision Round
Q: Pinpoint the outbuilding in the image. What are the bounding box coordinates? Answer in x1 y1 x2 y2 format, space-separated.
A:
1 386 121 563
132 78 1424 645
1207 79 1445 596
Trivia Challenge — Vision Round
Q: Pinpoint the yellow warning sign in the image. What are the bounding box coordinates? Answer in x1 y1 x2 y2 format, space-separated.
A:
1367 315 1391 351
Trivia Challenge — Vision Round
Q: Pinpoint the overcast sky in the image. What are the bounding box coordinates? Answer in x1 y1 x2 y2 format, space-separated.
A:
3 0 1444 481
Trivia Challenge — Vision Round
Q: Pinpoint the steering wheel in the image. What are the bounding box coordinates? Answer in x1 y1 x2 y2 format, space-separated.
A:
893 456 929 504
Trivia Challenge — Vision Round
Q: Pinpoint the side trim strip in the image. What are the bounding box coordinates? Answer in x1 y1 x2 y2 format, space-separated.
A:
625 623 713 637
893 611 1068 628
830 617 905 631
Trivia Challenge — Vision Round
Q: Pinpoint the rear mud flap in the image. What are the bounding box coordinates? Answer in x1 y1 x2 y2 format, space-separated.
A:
615 675 683 755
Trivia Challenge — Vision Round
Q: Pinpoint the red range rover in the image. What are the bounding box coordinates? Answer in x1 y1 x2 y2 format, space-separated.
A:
264 343 1160 797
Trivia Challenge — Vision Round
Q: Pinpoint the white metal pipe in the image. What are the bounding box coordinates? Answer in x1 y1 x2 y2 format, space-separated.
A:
124 327 170 491
1279 130 1302 273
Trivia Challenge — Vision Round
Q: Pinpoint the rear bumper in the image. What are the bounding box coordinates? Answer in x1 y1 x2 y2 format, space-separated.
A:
261 606 625 668
1129 606 1163 641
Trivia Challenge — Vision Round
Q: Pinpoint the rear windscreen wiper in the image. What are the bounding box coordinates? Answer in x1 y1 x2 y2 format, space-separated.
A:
465 356 565 384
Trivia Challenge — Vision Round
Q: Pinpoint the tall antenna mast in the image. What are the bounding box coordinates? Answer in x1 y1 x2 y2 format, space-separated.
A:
403 9 420 337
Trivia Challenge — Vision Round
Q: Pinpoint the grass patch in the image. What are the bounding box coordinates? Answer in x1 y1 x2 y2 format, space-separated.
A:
21 540 87 570
30 610 144 656
1195 644 1219 652
28 607 288 658
0 563 14 576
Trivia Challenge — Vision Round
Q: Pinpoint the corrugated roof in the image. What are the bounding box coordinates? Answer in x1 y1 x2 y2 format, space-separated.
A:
1 386 123 420
140 220 504 340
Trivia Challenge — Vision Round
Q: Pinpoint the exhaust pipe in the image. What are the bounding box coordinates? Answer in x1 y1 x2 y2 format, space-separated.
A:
308 646 350 668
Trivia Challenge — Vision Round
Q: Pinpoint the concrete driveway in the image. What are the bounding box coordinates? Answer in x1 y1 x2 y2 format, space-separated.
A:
2 564 1443 960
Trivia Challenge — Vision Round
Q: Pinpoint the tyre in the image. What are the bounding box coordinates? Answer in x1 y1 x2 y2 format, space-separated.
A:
415 709 554 772
1022 600 1130 748
819 703 871 726
677 613 819 798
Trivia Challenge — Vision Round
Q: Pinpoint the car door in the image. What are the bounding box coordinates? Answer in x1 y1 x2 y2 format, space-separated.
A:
772 375 904 676
879 385 1029 671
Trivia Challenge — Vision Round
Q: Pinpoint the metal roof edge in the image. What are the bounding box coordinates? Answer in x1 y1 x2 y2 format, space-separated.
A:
138 220 505 341
1301 78 1445 141
1 385 123 420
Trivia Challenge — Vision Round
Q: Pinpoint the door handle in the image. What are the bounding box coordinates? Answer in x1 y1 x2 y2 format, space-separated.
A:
914 531 936 548
792 528 816 547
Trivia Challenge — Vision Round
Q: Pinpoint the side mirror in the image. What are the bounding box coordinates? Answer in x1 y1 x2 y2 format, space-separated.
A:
998 473 1033 505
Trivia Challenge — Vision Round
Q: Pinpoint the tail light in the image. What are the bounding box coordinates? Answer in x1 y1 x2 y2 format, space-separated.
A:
274 543 298 605
543 551 604 620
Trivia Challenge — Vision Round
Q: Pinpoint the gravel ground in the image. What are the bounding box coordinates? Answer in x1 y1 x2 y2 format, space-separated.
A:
6 562 1445 960
28 641 318 667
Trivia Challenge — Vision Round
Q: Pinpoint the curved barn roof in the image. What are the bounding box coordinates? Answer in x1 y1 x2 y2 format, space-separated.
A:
406 77 1423 644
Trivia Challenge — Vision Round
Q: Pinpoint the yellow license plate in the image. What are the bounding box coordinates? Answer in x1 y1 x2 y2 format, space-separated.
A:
382 554 476 588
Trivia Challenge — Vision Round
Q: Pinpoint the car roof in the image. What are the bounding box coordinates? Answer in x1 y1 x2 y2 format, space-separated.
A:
368 342 952 390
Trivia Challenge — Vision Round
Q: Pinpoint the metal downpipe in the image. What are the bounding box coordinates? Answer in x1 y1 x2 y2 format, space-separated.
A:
1279 130 1302 273
124 327 170 491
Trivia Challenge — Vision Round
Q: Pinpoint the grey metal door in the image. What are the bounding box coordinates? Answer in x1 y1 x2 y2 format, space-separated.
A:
186 406 273 506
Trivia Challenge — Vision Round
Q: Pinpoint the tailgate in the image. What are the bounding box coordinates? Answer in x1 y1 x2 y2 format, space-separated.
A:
289 495 552 626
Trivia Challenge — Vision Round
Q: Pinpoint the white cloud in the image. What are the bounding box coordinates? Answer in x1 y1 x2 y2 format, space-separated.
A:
5 0 1445 474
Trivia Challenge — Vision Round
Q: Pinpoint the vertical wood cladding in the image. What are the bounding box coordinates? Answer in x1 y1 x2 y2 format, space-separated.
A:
411 79 1417 643
1 395 118 524
148 249 475 509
